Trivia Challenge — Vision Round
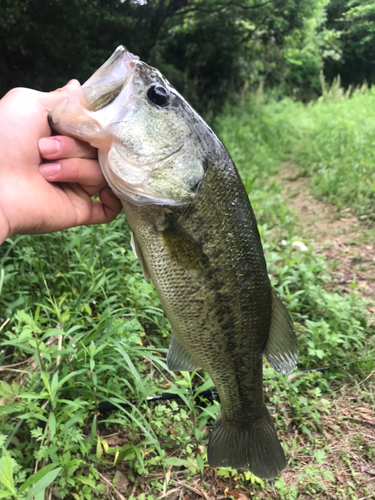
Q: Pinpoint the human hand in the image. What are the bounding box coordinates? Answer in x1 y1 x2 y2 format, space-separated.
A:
0 81 122 244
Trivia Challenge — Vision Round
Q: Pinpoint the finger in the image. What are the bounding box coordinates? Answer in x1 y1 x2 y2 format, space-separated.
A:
39 158 106 193
93 186 123 224
39 135 97 160
36 79 81 111
73 186 122 226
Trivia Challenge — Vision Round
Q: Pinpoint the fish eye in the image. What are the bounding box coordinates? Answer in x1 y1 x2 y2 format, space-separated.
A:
147 85 169 107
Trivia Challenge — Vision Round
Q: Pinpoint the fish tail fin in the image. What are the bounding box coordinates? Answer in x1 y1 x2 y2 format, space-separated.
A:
207 406 286 479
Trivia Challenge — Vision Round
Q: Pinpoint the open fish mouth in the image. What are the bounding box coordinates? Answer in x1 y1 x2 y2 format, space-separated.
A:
49 46 139 149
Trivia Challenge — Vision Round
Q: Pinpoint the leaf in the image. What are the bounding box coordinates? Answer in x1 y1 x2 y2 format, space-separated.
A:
355 407 372 414
0 447 16 496
50 373 59 395
50 369 86 395
41 372 51 396
90 415 97 445
196 454 204 475
101 440 109 453
113 343 146 395
18 392 49 400
0 491 11 499
75 475 96 488
25 467 62 500
164 457 191 467
225 489 249 500
0 382 13 397
96 437 102 460
19 463 60 493
314 450 326 464
34 305 41 325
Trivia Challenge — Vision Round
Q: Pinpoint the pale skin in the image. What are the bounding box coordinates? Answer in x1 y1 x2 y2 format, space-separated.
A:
0 80 122 245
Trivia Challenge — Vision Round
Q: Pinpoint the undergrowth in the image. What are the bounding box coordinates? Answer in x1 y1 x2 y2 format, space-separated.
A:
219 81 375 220
0 88 374 499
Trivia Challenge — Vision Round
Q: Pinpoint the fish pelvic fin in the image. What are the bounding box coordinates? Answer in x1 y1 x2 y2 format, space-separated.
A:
166 331 201 372
130 232 150 282
207 407 286 479
264 288 299 375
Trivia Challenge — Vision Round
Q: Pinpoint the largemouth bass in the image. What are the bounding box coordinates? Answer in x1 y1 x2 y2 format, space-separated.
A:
49 46 298 479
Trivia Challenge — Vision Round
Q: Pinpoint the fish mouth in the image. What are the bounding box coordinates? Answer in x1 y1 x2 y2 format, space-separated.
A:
48 46 139 149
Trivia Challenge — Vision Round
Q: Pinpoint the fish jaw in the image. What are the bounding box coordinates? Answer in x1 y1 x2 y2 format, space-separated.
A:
48 46 139 150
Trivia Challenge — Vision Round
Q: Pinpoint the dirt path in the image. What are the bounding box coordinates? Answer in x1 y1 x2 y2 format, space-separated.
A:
276 163 375 500
277 164 375 315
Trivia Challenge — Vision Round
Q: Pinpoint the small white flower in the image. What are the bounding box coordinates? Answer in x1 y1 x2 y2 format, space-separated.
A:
292 241 308 251
281 240 287 246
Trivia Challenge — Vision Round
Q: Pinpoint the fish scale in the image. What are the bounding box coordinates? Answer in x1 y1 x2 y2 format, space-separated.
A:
123 152 273 434
48 45 299 478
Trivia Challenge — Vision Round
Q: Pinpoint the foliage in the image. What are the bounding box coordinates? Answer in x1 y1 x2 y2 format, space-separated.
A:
343 0 375 48
324 0 375 88
219 82 375 219
0 0 342 116
277 0 342 100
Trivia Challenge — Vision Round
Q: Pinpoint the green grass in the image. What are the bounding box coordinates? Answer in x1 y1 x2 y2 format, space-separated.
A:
219 84 375 220
295 90 375 219
1 89 375 499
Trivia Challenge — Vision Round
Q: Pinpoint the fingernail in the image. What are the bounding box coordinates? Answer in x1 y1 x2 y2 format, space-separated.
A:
39 163 61 177
39 137 60 155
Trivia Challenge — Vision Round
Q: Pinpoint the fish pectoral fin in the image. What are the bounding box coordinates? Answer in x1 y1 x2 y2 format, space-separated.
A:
130 232 150 282
159 214 209 271
264 288 299 375
207 406 286 479
166 332 201 372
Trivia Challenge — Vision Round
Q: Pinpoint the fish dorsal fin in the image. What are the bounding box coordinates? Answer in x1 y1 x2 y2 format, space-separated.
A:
160 214 209 271
264 288 299 375
130 232 150 282
167 332 201 372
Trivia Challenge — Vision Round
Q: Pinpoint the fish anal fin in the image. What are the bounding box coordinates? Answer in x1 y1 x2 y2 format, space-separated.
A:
167 332 201 372
264 288 299 375
130 232 150 282
207 406 286 479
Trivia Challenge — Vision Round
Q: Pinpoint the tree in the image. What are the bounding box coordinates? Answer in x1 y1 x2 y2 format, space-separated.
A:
324 0 375 87
0 0 344 113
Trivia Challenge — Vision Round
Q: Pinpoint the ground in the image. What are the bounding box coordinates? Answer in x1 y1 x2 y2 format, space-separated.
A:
278 163 375 307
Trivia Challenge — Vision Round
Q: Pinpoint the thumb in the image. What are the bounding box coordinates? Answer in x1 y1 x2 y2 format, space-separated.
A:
37 79 81 111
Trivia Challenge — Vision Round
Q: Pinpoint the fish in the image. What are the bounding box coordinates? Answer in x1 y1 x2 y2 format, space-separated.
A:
48 46 298 479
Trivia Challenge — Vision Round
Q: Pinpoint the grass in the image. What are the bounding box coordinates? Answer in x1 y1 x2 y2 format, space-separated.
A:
1 86 375 499
222 81 375 221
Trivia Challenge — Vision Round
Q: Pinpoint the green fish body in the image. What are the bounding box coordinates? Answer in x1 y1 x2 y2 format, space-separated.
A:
49 46 298 478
